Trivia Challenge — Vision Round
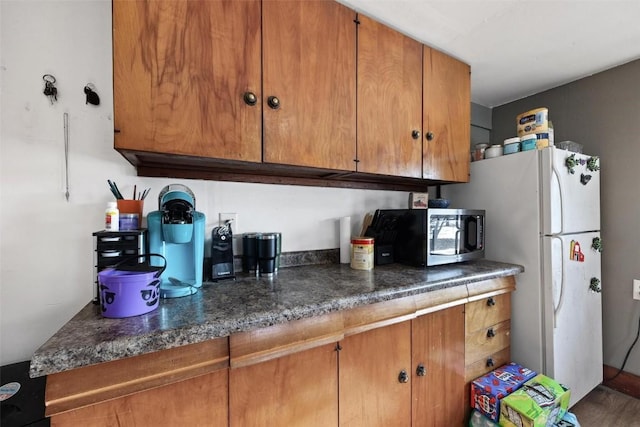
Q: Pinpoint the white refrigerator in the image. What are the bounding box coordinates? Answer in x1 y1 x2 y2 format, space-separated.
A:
444 146 603 407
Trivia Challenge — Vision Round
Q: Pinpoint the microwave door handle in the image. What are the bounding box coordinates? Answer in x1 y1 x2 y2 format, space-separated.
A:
463 216 478 251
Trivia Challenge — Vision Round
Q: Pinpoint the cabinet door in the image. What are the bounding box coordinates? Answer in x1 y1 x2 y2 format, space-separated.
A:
50 370 228 427
262 0 356 170
339 322 412 427
423 47 470 182
113 0 261 162
412 306 466 427
230 344 338 427
356 15 423 178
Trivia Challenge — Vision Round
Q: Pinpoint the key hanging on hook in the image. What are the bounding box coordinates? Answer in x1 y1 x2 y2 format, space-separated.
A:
84 83 100 106
43 74 58 104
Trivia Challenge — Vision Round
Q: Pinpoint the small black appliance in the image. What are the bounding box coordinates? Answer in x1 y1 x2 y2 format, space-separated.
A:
211 222 235 281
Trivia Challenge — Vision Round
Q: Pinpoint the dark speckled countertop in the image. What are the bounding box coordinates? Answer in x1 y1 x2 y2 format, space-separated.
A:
30 259 522 377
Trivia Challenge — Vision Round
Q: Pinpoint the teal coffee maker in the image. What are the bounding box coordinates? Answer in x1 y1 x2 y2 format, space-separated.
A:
148 184 205 298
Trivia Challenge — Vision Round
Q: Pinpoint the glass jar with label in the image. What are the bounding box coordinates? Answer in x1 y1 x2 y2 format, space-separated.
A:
350 237 374 270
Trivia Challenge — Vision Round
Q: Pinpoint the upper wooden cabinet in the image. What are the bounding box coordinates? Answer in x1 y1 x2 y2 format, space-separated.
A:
262 1 356 171
356 15 423 178
112 0 470 187
423 47 471 182
113 0 262 162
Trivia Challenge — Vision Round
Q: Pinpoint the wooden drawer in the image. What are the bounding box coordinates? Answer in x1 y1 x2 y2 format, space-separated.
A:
464 289 513 425
465 293 511 334
464 347 511 383
464 347 511 418
465 319 510 365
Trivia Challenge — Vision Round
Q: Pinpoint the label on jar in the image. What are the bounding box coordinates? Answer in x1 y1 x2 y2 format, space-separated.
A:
350 237 374 270
119 213 139 231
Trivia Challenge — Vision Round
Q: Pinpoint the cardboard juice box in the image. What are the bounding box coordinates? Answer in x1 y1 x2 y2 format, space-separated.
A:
470 363 537 422
499 374 571 427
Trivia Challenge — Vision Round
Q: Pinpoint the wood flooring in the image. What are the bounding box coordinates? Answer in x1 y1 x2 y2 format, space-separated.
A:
572 386 640 426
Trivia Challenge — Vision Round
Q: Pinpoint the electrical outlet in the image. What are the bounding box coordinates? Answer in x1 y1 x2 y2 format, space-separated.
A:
634 279 640 301
219 213 239 234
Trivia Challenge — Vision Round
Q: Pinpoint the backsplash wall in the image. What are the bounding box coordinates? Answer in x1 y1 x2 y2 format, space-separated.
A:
0 1 407 365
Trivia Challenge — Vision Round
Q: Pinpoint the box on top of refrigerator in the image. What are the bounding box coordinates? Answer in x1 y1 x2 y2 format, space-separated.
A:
500 374 571 427
517 107 548 136
470 362 537 422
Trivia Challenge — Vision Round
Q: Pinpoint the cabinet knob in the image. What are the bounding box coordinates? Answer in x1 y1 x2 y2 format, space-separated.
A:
486 358 494 368
426 131 434 141
416 364 426 377
487 328 496 338
267 96 280 110
398 370 409 383
487 297 496 307
243 92 257 106
411 130 421 140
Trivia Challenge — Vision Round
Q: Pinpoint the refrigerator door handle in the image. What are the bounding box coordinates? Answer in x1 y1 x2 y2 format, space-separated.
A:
552 235 565 328
551 156 565 236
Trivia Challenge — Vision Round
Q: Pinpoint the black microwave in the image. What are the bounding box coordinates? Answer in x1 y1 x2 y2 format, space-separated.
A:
369 209 485 266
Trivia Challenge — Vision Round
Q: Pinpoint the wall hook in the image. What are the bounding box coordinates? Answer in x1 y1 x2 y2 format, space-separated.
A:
43 74 58 104
84 83 100 106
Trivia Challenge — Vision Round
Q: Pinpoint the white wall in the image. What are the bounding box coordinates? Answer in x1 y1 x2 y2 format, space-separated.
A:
0 1 407 365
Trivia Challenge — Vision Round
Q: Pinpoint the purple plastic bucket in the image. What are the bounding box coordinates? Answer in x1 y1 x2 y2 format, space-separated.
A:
97 254 165 318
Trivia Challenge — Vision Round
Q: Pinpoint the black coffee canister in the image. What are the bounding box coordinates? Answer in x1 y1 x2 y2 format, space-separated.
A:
265 232 282 271
242 233 260 274
257 233 278 277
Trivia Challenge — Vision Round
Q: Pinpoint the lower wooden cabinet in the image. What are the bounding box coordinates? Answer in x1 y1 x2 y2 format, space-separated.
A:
339 321 412 427
50 369 228 427
45 338 230 427
412 307 465 427
45 278 515 427
339 306 466 427
229 343 338 427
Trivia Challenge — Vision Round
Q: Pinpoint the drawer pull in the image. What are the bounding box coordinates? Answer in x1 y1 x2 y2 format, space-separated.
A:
486 358 494 368
416 364 426 377
486 328 496 338
487 297 496 307
398 370 409 383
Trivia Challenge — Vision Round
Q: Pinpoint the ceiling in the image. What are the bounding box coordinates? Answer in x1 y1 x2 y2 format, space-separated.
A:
338 0 640 107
